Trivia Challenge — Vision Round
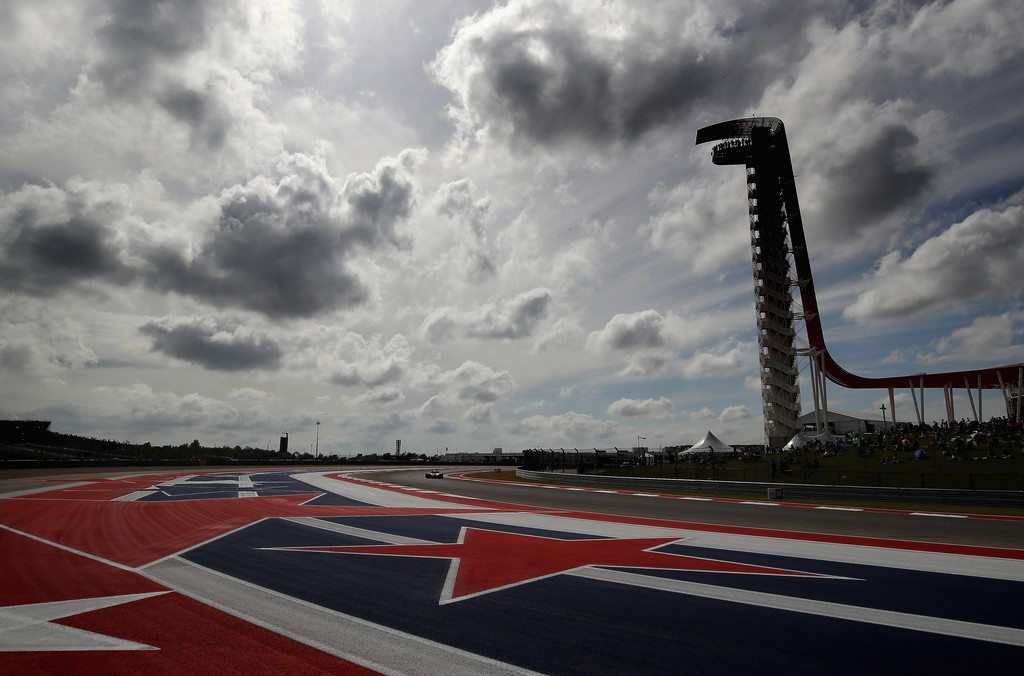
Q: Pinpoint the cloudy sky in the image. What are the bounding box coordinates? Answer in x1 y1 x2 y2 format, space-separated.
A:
2 0 1023 455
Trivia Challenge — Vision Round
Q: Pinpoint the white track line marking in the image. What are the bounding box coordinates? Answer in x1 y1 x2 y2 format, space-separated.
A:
573 567 1024 646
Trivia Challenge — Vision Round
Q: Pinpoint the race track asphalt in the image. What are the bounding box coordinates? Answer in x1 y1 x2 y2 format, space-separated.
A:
378 467 1024 548
3 466 1023 675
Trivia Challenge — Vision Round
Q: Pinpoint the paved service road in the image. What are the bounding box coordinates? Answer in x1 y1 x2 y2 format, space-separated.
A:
2 467 1023 675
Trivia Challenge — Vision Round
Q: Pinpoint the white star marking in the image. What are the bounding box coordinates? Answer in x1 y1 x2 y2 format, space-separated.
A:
0 592 168 652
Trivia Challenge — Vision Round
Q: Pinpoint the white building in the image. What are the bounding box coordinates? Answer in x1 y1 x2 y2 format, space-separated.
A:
797 410 893 436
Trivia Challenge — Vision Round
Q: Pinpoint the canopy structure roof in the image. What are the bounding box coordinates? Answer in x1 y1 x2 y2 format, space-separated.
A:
680 430 733 455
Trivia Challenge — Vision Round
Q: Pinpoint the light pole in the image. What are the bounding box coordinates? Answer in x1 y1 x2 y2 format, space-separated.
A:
315 420 320 458
879 404 887 450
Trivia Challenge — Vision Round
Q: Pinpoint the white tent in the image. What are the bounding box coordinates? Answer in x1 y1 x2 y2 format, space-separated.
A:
783 432 810 450
679 430 733 457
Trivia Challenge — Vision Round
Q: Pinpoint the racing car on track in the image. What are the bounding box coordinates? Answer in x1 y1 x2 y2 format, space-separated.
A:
425 469 443 479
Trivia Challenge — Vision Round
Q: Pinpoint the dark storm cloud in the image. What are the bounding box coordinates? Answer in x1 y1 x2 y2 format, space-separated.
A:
615 48 723 142
141 192 369 319
442 24 718 147
0 150 421 319
90 1 235 150
822 125 935 234
93 0 210 94
433 0 836 148
139 317 283 371
482 28 617 145
140 152 421 319
158 84 230 150
0 209 133 296
343 162 418 248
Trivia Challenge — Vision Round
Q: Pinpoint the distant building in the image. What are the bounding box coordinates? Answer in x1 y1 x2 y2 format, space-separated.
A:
797 410 893 436
438 448 522 464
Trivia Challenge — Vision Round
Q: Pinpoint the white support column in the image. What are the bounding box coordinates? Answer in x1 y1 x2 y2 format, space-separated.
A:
978 374 983 422
819 353 829 437
920 376 925 425
998 371 1010 417
1011 366 1019 419
809 351 822 435
909 380 921 425
964 377 976 422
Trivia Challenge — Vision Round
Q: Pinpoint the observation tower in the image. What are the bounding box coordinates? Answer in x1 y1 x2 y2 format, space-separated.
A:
696 118 800 448
697 117 1023 447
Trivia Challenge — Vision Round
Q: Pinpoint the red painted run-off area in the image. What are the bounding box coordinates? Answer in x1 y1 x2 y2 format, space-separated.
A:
1 531 378 675
0 470 558 675
3 469 1023 675
0 472 502 675
1 473 500 567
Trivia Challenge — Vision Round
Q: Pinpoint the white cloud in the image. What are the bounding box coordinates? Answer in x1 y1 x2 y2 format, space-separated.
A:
86 382 261 438
922 310 1024 366
289 329 416 388
607 397 674 419
587 310 667 352
433 361 517 404
644 174 750 275
355 387 406 407
509 411 618 447
0 297 98 374
845 204 1024 321
887 0 1024 80
533 316 586 353
680 343 754 379
689 407 717 424
422 288 552 343
465 403 495 425
404 361 518 435
719 405 750 423
1 1 318 189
